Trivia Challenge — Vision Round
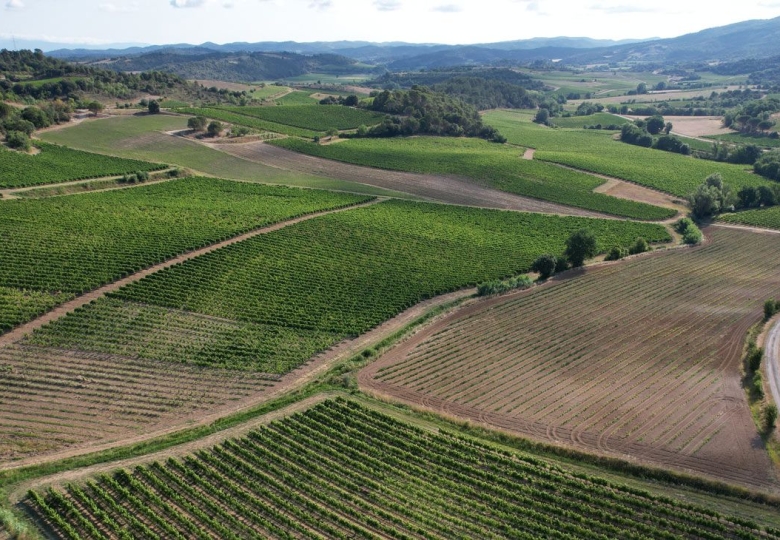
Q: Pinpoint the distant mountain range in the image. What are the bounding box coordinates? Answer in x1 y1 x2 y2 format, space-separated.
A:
5 16 780 82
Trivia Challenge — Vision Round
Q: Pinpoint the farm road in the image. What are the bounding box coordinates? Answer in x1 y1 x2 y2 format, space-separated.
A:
205 140 611 218
766 317 780 414
0 198 381 348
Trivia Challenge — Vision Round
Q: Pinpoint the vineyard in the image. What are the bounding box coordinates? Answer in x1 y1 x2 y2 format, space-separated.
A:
363 227 780 490
217 104 385 131
0 178 369 331
174 107 321 138
0 142 164 189
270 137 676 220
25 399 775 540
719 206 780 230
0 344 279 460
109 199 670 336
483 109 771 197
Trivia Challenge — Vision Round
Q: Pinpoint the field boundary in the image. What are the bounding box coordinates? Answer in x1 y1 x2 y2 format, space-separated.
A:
0 198 381 348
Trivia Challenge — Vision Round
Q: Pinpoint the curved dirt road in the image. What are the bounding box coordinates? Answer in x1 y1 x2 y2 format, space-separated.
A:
766 317 780 414
207 141 611 218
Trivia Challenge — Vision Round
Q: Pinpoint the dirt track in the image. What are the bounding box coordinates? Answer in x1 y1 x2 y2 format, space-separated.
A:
766 318 780 417
207 140 610 218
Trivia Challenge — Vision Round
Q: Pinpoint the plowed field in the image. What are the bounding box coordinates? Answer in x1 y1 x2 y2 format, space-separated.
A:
361 226 780 491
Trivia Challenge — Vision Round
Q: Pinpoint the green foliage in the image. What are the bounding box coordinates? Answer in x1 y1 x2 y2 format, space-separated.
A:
430 76 538 110
5 130 31 151
483 109 772 198
674 217 703 245
629 237 649 255
176 107 321 138
0 142 163 188
748 346 763 372
270 137 674 220
26 398 773 540
765 299 779 320
218 104 383 131
148 100 161 114
207 120 223 137
604 245 629 261
187 115 207 131
564 228 598 268
476 275 533 296
113 200 668 338
753 371 765 399
531 254 557 279
754 150 780 181
719 205 780 231
688 174 733 219
0 178 368 331
765 404 778 432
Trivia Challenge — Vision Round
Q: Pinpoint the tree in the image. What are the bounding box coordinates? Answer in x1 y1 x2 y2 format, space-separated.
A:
148 100 160 114
664 122 673 135
688 184 722 218
326 128 339 139
531 254 557 279
187 115 207 131
5 130 31 151
628 237 648 255
206 120 222 137
738 186 759 208
564 229 597 268
87 101 104 117
766 299 778 320
765 404 778 432
356 124 368 137
636 82 648 95
757 185 777 207
534 108 549 125
645 115 665 135
343 95 359 107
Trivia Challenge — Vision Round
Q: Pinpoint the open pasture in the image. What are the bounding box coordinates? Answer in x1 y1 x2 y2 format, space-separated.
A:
217 104 384 131
483 109 771 197
0 178 368 331
25 398 770 540
363 227 780 490
275 90 321 105
271 137 675 220
0 142 163 189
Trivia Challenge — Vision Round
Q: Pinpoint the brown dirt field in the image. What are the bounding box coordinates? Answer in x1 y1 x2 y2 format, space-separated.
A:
207 140 611 218
360 226 780 492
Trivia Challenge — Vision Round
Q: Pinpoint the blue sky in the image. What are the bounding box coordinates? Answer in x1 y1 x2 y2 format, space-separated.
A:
2 0 780 47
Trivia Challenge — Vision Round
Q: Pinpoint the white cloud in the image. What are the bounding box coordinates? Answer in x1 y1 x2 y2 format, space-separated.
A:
99 2 140 13
5 0 24 9
589 3 656 14
170 0 206 7
309 0 332 9
374 0 401 11
432 3 461 12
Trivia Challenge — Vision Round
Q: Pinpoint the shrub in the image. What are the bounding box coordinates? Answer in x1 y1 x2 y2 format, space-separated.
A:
674 218 703 245
748 346 763 372
765 404 778 432
628 237 649 255
5 130 31 151
531 254 557 279
564 229 597 268
207 121 223 137
604 246 629 261
554 256 569 273
765 299 778 320
753 371 764 399
476 275 533 296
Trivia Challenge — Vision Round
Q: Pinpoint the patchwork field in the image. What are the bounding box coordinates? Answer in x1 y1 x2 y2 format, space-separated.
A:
271 136 676 219
24 399 772 540
0 178 369 331
362 227 780 490
1 200 667 460
217 104 384 131
483 109 772 197
0 142 163 189
174 107 321 138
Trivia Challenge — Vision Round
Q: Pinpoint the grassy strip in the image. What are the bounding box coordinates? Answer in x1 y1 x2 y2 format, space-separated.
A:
175 107 321 138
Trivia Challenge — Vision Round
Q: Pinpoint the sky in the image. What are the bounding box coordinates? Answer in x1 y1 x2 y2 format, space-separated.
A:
1 0 780 48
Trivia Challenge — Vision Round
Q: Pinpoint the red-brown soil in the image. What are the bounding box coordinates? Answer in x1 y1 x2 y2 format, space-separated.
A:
360 226 780 492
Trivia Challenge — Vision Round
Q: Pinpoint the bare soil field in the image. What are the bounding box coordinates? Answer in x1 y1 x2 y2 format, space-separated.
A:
361 226 780 491
209 141 610 217
623 115 731 138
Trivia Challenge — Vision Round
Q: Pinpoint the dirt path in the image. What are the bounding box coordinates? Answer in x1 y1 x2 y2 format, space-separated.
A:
0 199 380 349
0 171 177 200
711 222 780 236
766 318 780 415
205 140 611 218
522 148 535 160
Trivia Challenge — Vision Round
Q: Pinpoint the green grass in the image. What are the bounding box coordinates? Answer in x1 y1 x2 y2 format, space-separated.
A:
0 177 369 331
551 113 628 129
484 109 773 198
275 90 321 105
719 206 780 230
174 107 321 137
248 85 292 100
37 115 410 198
217 104 384 131
26 398 773 540
708 132 780 148
270 136 675 220
0 142 163 189
0 287 74 333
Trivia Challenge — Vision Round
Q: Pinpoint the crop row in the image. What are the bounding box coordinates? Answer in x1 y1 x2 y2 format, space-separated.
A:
0 142 164 189
174 107 321 138
27 399 768 540
217 104 384 131
0 177 369 331
370 227 780 488
270 136 675 220
719 206 780 231
482 109 771 198
27 298 342 372
107 199 670 337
